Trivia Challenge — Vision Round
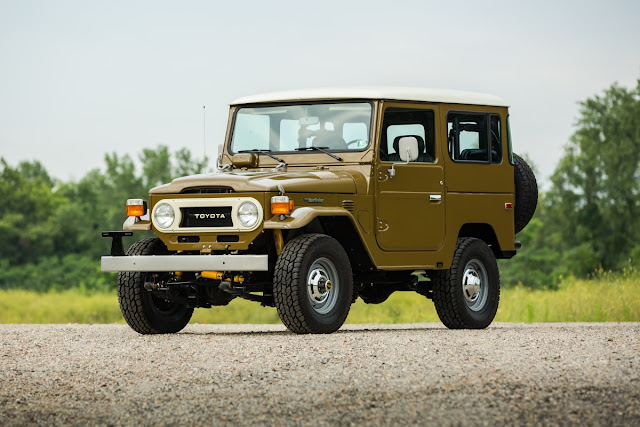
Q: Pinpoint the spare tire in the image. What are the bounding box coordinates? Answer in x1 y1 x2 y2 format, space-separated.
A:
513 153 538 233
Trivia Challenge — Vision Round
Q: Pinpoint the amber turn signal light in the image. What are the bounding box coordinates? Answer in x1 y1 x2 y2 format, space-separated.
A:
126 199 147 217
271 196 294 215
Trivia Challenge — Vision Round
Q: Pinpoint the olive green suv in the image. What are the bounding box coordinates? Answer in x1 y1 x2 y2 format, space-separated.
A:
101 86 537 334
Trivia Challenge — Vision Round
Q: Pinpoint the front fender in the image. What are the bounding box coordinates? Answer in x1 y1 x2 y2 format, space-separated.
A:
263 207 352 230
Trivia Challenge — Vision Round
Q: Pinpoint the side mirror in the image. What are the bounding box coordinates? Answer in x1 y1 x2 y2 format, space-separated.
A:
398 136 419 162
389 136 419 179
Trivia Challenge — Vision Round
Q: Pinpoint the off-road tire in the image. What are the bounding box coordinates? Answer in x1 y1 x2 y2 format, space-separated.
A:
117 237 193 334
513 153 538 234
273 234 353 334
432 237 500 329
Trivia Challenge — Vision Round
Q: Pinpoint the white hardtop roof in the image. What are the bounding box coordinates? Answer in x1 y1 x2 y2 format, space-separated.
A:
231 86 509 107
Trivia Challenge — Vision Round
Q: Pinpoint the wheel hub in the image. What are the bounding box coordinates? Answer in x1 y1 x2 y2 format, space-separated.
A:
308 267 332 303
462 269 481 303
306 257 340 315
461 259 489 312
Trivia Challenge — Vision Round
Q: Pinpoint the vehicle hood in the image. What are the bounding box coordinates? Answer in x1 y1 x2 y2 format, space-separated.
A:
150 170 358 194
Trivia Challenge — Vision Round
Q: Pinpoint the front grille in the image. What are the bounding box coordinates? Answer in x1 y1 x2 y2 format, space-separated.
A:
180 207 233 228
181 187 235 194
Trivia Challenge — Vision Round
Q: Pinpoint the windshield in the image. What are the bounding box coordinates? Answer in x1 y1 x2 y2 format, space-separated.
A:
230 102 372 154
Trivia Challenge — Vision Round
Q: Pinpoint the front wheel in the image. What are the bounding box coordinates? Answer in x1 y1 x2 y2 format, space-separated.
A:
273 234 353 334
117 237 193 334
432 238 500 329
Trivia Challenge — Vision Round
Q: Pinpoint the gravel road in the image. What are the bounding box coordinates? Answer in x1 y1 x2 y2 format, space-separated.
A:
1 323 639 426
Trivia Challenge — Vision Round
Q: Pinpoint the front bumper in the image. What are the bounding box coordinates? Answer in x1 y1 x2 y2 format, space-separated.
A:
101 254 269 272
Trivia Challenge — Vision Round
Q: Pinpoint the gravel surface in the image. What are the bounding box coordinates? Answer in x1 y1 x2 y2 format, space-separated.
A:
1 323 639 426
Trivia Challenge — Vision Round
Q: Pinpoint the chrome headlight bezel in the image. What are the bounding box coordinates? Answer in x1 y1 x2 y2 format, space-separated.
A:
237 201 259 228
153 203 175 229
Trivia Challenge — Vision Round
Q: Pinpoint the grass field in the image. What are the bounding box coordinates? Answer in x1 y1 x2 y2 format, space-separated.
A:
1 273 639 324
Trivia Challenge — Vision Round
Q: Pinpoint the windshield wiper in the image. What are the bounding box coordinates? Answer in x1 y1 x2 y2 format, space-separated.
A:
238 149 286 164
294 146 343 161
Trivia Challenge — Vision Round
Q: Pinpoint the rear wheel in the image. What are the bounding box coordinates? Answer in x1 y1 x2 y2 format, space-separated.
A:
432 238 500 329
117 237 193 334
273 234 353 334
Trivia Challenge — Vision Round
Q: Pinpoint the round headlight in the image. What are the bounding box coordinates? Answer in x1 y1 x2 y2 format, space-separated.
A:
153 203 175 229
237 201 259 228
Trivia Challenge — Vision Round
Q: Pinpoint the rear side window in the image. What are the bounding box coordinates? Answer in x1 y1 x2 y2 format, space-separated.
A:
447 112 502 163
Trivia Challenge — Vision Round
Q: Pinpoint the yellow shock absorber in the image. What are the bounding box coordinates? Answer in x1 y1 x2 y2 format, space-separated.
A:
273 229 284 256
201 271 223 280
201 271 244 283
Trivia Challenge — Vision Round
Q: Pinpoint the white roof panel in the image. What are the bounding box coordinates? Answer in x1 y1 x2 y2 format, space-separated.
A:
231 86 509 107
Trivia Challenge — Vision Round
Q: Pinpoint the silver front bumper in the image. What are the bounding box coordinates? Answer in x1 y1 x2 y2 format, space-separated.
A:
101 254 269 272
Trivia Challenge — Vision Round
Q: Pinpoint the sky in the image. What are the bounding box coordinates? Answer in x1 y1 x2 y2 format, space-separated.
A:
1 0 639 187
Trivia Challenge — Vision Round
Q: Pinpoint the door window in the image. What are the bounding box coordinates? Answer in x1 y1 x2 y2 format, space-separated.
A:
380 107 435 163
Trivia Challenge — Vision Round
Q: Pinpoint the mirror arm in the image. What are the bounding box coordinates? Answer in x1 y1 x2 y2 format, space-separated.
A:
216 144 224 169
388 146 412 179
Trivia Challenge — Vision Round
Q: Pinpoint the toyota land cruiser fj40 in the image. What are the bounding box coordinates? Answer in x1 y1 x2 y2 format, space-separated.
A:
101 86 538 334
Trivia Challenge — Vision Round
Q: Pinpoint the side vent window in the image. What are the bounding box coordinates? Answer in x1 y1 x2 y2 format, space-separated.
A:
490 114 502 164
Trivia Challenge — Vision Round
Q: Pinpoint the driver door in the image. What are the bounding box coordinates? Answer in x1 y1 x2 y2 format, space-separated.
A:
375 103 445 251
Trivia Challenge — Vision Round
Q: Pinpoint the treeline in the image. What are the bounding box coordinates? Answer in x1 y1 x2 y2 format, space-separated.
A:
500 79 640 288
1 79 639 291
0 147 206 291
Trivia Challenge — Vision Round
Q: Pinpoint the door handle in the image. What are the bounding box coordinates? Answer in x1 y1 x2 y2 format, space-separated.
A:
429 194 442 202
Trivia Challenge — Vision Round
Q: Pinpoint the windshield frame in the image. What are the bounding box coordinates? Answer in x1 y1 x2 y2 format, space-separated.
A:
227 100 375 157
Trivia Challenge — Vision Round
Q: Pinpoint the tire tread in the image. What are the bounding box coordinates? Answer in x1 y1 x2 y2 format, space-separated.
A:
432 237 500 329
273 234 352 334
117 237 193 334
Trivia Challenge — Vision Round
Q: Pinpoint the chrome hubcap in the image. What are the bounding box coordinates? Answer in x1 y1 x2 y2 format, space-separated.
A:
308 268 332 303
307 257 339 315
462 259 489 312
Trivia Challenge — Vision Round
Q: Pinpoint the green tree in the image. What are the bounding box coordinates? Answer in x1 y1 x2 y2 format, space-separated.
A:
0 159 67 264
140 145 208 189
546 79 640 273
0 146 206 291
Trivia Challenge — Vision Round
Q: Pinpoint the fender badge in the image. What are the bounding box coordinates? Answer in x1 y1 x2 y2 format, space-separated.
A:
304 198 324 203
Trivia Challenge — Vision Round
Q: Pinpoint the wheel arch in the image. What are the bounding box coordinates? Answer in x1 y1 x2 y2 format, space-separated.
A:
265 208 375 272
457 223 506 259
316 216 376 272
